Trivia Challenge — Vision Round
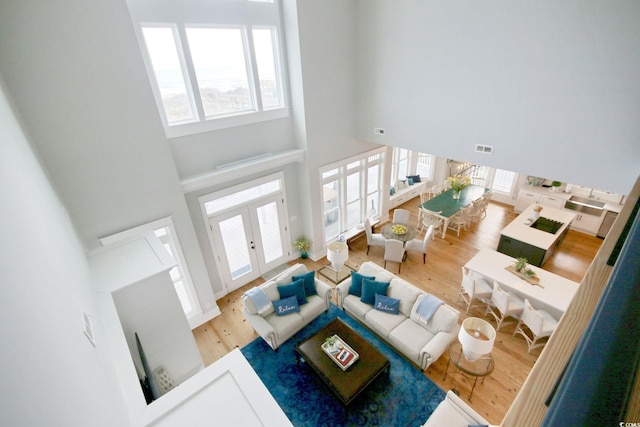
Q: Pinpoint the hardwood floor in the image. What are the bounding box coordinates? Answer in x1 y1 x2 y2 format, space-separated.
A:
192 198 602 425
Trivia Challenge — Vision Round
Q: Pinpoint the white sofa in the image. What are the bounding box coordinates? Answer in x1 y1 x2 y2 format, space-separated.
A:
336 261 460 369
241 263 333 350
422 390 491 427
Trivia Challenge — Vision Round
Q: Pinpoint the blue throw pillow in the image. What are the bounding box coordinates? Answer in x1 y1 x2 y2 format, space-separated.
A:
292 270 317 297
407 174 421 183
348 271 375 297
360 279 390 305
273 295 300 316
278 279 308 305
374 294 400 314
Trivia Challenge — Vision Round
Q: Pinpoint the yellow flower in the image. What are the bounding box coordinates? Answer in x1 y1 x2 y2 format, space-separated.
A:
447 175 472 192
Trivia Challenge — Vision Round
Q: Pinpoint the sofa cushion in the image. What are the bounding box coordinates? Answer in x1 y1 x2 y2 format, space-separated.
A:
273 295 300 316
374 294 400 315
410 295 458 334
278 280 308 305
365 306 406 338
388 278 421 317
388 318 436 362
292 270 317 297
342 295 374 320
348 271 375 297
276 264 309 285
358 262 395 283
361 279 390 305
263 310 304 338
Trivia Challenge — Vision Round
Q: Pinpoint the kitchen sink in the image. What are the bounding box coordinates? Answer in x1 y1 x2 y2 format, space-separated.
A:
564 195 605 216
530 217 564 234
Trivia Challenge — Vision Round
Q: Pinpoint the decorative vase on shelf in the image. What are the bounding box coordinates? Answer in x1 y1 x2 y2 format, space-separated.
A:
453 189 461 199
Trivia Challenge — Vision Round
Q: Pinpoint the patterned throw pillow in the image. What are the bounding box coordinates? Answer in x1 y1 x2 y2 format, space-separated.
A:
360 278 390 305
273 295 300 316
277 279 308 305
348 271 375 297
373 294 400 315
292 270 317 297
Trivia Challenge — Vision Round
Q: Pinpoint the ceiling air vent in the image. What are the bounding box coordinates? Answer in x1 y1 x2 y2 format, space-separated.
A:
475 144 493 154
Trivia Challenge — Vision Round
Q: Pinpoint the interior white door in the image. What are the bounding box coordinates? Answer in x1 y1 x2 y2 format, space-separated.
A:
209 195 289 292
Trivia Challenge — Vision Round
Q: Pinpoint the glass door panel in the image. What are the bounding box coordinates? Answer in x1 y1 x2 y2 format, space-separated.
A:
255 201 283 265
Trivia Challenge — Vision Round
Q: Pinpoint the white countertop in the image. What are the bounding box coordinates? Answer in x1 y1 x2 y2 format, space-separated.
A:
501 204 576 251
465 249 580 319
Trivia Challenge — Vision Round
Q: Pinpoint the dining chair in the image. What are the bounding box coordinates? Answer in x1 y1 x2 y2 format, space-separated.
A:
419 208 443 237
405 225 434 263
364 217 385 255
383 239 405 273
447 207 471 237
457 266 493 314
485 281 525 331
393 208 411 225
513 299 559 353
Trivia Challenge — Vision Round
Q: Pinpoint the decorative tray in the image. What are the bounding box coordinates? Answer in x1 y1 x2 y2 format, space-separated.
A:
505 265 544 287
321 335 359 370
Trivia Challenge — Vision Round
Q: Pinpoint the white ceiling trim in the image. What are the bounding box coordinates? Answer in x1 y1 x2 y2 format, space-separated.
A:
180 149 306 193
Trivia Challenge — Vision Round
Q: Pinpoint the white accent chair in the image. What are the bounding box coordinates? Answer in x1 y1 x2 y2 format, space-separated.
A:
513 298 559 353
384 239 405 273
364 217 385 255
405 225 434 264
457 266 493 314
392 208 411 225
485 281 525 331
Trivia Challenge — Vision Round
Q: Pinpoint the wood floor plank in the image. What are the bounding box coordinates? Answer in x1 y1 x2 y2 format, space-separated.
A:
192 197 602 425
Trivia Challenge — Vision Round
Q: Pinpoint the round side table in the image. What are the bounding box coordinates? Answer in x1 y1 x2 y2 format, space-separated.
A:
443 341 494 401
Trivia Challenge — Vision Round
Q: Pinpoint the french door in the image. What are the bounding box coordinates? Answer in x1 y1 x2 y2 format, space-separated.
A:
209 195 288 292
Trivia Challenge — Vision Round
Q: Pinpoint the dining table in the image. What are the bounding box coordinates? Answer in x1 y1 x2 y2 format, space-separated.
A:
381 223 417 242
420 185 489 238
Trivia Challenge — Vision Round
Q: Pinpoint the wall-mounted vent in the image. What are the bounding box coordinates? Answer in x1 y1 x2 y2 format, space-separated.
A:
475 144 494 154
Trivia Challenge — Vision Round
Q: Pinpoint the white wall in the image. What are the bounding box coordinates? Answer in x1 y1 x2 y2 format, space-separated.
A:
0 0 218 317
0 80 130 426
355 0 640 195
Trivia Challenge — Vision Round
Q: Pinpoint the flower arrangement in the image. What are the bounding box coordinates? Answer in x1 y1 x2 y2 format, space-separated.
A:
294 237 311 258
447 175 472 192
533 204 544 213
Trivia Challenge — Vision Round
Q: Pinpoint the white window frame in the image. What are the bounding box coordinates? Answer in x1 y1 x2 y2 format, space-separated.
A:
99 217 201 319
128 0 289 138
489 168 519 195
320 148 386 242
390 147 435 186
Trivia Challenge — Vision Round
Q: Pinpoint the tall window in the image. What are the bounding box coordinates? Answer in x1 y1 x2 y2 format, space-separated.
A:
321 149 385 242
129 0 288 137
390 147 435 186
491 169 519 194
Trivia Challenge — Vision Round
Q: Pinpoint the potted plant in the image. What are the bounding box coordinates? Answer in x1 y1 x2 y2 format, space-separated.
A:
293 237 311 259
524 268 537 279
514 257 528 273
325 336 339 352
551 180 562 192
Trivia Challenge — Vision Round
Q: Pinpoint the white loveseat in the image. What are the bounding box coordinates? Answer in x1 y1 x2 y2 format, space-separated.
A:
241 263 333 350
422 390 491 426
336 261 460 369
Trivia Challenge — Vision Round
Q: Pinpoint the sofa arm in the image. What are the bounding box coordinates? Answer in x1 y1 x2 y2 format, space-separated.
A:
242 308 278 350
314 279 333 308
335 279 352 307
420 331 456 369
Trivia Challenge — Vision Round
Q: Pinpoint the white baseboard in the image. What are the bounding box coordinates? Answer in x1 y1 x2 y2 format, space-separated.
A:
188 305 222 330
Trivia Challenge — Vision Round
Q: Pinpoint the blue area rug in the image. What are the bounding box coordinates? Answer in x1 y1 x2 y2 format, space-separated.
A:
241 304 445 426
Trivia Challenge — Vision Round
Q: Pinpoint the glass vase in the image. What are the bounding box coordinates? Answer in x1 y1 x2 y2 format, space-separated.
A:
452 189 461 199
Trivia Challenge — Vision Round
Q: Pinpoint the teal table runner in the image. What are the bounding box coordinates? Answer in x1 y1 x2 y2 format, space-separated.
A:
420 185 488 218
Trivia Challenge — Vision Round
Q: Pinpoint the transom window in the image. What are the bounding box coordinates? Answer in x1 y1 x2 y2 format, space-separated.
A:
128 0 288 137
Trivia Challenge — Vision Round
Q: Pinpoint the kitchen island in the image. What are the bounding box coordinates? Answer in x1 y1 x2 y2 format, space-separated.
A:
498 204 576 267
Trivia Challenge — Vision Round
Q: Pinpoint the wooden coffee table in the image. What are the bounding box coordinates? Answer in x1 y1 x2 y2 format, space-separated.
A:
296 318 390 405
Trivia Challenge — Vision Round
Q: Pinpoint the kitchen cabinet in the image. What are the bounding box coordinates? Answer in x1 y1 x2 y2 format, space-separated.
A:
567 210 604 235
497 235 546 267
514 190 541 213
539 195 565 209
